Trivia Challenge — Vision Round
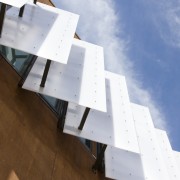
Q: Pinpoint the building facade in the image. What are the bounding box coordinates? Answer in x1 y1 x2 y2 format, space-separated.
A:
0 0 107 179
0 0 180 180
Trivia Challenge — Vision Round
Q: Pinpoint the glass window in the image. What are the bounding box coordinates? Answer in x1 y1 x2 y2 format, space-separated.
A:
79 138 91 150
0 46 33 76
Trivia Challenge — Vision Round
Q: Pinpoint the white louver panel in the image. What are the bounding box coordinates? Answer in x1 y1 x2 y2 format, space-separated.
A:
23 39 106 112
155 129 180 179
64 71 140 153
2 2 179 180
173 151 180 171
0 0 29 8
132 103 169 180
105 146 144 180
0 1 79 63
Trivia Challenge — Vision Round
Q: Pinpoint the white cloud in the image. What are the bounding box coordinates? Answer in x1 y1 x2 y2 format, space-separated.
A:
148 0 180 47
52 0 167 130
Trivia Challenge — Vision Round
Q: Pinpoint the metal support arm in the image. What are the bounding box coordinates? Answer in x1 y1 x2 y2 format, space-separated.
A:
57 101 68 130
78 107 90 130
92 144 107 173
19 5 25 17
40 59 51 87
0 3 6 37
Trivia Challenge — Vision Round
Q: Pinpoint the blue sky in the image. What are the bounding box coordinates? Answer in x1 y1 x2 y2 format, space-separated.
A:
53 0 180 151
115 0 180 150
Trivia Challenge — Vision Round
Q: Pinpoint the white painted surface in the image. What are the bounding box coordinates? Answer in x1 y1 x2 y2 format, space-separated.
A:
0 0 29 8
173 151 180 171
105 146 144 180
155 129 180 179
64 71 140 153
0 2 79 63
23 39 106 112
132 103 170 180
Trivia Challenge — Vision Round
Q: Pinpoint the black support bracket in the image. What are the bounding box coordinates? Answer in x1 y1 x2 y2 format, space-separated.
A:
0 3 6 38
40 59 51 87
78 107 90 130
92 144 107 173
34 0 37 4
19 5 25 17
57 101 68 130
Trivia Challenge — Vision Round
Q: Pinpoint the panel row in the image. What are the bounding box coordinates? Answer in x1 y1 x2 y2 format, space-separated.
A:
105 102 180 180
1 2 179 180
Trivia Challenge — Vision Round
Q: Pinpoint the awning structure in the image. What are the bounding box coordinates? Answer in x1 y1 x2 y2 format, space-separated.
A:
0 0 29 7
131 103 180 180
155 129 180 179
63 71 140 153
104 103 180 180
0 0 30 37
132 103 170 180
1 1 180 180
0 1 79 63
22 38 106 112
173 151 180 171
105 146 144 180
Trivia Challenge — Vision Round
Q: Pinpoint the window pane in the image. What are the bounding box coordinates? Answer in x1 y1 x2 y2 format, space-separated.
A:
0 45 33 76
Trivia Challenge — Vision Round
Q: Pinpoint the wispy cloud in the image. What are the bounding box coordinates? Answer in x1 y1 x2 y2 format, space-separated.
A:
147 0 180 47
53 0 167 130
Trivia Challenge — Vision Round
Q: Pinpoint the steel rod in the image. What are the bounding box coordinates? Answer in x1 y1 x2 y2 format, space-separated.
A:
19 5 25 17
0 3 6 37
40 59 51 87
57 101 68 130
78 107 90 130
92 144 107 173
